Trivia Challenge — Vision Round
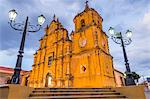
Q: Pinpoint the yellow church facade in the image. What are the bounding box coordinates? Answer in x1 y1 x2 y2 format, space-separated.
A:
28 3 116 88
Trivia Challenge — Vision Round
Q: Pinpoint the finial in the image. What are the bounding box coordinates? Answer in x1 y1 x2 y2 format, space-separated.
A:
85 0 89 9
57 18 59 22
53 14 56 21
71 30 74 35
85 0 88 5
44 24 49 31
46 25 49 29
44 25 49 36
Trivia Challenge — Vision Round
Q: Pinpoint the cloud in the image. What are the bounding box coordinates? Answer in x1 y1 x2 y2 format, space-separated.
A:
0 48 35 70
141 11 150 31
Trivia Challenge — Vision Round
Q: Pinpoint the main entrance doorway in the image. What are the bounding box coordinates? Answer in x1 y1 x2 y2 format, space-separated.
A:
45 73 52 87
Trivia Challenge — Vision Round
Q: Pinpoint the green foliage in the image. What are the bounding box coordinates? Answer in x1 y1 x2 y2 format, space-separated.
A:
132 72 140 82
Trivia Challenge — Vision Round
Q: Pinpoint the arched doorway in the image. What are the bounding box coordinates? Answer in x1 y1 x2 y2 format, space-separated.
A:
45 73 52 87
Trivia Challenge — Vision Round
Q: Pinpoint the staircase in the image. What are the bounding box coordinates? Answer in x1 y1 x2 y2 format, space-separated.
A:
29 88 127 99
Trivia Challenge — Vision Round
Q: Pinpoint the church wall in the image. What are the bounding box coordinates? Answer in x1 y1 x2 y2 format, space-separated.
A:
99 51 116 87
71 50 104 87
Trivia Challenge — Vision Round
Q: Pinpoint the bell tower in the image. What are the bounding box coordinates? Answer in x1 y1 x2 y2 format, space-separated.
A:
74 1 103 32
71 1 116 87
71 1 108 53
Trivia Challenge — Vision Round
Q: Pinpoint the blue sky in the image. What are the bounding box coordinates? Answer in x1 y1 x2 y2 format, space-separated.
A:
0 0 150 82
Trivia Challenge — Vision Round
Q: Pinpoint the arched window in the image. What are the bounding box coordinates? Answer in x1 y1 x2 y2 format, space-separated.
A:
48 56 53 65
102 40 106 49
81 19 85 27
98 21 99 24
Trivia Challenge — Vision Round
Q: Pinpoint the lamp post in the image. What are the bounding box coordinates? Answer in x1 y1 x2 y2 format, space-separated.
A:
108 27 135 86
8 9 46 84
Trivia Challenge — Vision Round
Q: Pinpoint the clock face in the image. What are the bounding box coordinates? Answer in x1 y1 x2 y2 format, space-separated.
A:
79 37 87 47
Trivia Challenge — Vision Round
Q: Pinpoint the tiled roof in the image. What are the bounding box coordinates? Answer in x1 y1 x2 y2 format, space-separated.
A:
0 66 29 74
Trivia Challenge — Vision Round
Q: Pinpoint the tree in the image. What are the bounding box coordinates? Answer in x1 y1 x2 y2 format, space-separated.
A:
132 72 140 83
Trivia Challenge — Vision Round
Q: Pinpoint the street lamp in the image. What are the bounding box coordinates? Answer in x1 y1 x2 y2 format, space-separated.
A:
8 9 46 84
108 27 135 86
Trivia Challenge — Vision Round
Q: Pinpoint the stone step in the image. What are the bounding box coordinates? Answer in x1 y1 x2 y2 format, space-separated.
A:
30 91 120 96
33 88 114 93
29 94 127 99
29 88 127 99
34 88 111 91
35 88 111 90
33 90 115 93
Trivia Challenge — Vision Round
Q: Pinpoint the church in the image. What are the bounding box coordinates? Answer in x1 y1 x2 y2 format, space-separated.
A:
28 2 116 88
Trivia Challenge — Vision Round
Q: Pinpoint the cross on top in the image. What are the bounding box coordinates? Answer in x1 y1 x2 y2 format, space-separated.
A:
53 14 56 21
85 0 89 9
85 0 88 5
